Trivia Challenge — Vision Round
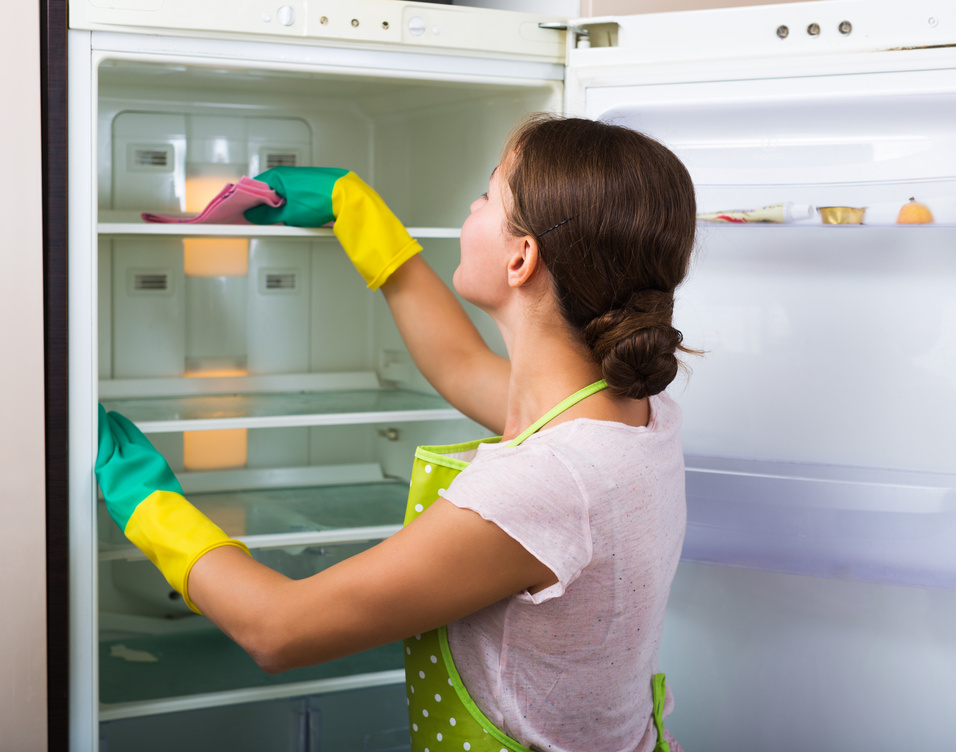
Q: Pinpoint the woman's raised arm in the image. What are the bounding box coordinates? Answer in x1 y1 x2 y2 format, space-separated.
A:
380 255 510 434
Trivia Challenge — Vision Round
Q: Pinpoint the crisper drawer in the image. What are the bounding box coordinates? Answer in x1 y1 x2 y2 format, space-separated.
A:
99 683 411 752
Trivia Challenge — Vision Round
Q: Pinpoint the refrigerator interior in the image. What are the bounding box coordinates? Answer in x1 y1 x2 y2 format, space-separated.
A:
86 50 561 749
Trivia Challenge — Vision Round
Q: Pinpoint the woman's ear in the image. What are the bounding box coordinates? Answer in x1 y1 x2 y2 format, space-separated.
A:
506 236 540 289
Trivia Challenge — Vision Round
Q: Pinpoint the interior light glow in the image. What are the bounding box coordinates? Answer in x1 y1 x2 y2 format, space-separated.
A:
183 237 249 277
183 429 248 471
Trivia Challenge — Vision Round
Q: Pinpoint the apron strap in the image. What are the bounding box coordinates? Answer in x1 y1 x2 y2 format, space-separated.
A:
651 672 671 752
509 379 608 447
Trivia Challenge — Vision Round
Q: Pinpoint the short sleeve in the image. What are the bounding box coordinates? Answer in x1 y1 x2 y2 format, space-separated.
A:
439 442 593 604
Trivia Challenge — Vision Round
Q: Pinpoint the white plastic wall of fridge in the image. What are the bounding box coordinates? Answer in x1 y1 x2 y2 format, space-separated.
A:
248 426 311 468
184 276 248 371
308 242 374 374
185 114 247 167
247 240 311 374
246 117 312 176
372 83 561 227
111 239 185 378
307 424 378 469
111 112 185 211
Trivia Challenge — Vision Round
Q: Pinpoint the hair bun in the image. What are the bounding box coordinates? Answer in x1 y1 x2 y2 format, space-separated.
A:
582 290 683 400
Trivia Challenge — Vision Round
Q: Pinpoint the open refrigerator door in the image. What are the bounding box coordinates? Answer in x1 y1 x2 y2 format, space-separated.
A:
563 2 956 748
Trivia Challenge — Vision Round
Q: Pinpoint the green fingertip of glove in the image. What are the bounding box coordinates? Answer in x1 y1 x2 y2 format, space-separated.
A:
96 404 183 530
95 405 250 614
246 166 422 290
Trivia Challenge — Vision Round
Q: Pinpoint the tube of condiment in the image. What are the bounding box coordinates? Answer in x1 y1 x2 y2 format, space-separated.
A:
698 202 815 224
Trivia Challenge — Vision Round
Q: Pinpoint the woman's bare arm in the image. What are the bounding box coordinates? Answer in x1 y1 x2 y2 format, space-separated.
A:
380 255 510 433
187 499 555 673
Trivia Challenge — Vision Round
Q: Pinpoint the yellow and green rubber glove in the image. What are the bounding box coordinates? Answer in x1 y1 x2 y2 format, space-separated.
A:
244 166 422 290
95 405 250 613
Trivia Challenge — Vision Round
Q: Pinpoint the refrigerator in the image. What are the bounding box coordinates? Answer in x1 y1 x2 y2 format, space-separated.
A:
58 0 956 749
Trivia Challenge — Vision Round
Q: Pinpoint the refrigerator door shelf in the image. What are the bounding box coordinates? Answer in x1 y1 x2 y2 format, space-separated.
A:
683 456 956 590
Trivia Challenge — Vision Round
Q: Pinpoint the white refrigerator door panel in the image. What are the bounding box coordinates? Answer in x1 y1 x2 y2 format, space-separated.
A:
582 68 956 474
660 563 956 751
675 227 956 471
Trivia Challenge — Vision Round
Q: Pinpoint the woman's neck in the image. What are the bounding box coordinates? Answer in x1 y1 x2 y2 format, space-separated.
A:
500 324 605 440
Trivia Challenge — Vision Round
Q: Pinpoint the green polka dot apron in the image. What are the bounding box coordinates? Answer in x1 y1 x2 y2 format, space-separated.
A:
402 380 672 752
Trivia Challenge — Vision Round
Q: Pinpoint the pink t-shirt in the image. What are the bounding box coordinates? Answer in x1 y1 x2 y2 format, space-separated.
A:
440 392 686 752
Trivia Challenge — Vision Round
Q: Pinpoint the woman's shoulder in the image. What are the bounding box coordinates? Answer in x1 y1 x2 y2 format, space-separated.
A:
538 391 682 443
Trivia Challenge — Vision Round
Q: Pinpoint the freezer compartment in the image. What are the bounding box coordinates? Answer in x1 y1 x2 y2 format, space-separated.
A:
99 679 410 751
683 456 956 589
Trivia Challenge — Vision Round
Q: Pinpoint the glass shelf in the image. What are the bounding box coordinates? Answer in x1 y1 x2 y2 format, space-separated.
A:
99 480 409 560
99 629 404 717
199 480 408 536
97 211 462 239
100 388 462 433
697 222 956 229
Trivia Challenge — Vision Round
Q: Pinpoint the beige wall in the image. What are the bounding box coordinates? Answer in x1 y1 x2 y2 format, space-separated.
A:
0 0 49 749
583 0 818 14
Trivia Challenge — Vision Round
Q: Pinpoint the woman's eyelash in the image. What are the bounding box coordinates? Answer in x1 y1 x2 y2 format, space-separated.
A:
480 192 488 200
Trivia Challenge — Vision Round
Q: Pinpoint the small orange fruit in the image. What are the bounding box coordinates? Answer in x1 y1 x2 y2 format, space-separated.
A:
896 197 934 224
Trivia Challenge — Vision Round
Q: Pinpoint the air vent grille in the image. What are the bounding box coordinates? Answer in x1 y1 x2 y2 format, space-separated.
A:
133 149 170 168
265 153 298 169
265 273 296 291
134 273 169 291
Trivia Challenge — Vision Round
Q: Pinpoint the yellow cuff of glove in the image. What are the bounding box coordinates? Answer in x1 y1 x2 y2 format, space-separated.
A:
125 490 251 614
331 171 423 290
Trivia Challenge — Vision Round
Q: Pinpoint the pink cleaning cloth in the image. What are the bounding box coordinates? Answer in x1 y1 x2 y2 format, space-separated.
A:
141 176 285 224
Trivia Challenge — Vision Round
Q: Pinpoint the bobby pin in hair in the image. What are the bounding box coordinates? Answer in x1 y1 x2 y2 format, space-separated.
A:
536 216 576 237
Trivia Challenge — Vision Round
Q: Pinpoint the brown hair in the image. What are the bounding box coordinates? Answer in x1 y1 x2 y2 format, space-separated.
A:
502 114 698 400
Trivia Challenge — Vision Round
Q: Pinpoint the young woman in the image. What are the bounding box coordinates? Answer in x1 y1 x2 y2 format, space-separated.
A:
96 114 697 752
